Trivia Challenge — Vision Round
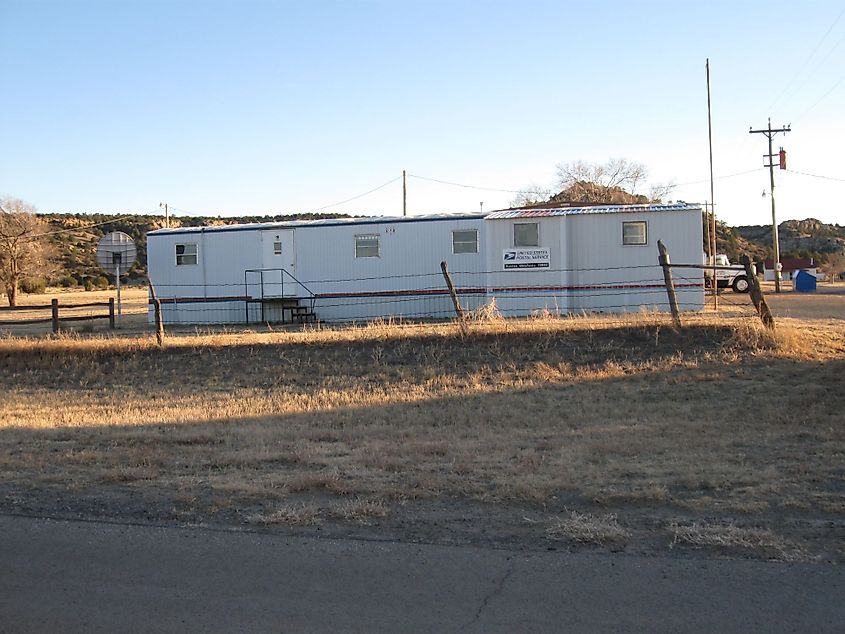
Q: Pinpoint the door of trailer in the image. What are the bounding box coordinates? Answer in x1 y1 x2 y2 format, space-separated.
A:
258 229 296 297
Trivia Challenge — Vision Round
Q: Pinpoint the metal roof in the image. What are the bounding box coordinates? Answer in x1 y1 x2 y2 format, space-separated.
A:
148 212 486 236
147 204 702 237
484 203 702 219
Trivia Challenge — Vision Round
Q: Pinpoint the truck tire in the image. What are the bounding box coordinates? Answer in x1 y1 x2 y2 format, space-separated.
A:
732 276 749 293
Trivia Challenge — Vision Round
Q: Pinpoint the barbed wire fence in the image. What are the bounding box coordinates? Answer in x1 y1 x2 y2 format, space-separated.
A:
0 259 771 339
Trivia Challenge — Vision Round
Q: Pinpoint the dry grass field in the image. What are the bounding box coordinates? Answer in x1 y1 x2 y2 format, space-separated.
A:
0 287 150 337
1 301 843 562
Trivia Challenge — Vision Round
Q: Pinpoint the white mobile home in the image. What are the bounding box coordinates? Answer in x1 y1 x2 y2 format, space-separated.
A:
146 203 704 325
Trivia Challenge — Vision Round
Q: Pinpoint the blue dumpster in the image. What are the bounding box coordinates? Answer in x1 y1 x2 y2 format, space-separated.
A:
793 270 817 293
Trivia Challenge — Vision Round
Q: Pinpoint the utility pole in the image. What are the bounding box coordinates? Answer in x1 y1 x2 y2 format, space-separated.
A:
159 202 169 229
749 118 791 292
402 170 407 217
706 59 717 309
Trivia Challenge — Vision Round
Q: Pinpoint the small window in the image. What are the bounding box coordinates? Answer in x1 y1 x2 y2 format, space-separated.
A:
273 240 282 255
355 234 380 258
175 243 198 265
452 229 478 254
622 221 648 246
514 222 539 247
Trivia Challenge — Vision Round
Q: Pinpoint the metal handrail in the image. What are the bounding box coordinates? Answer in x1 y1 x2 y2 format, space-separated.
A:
280 269 316 312
243 268 317 321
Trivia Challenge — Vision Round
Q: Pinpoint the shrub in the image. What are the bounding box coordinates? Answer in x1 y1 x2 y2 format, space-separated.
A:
56 275 79 288
92 275 110 290
19 278 47 294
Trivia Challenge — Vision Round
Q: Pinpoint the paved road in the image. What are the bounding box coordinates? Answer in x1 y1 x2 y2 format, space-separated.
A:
0 515 842 633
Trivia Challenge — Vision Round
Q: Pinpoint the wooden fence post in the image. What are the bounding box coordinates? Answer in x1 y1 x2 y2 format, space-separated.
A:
148 282 165 347
740 255 775 330
51 298 59 334
440 261 468 335
108 297 116 329
657 240 682 328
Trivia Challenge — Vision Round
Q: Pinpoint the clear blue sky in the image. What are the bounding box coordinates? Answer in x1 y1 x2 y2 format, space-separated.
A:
2 0 844 226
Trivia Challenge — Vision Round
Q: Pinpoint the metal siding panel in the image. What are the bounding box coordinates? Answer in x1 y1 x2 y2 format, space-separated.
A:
295 218 487 321
483 217 565 317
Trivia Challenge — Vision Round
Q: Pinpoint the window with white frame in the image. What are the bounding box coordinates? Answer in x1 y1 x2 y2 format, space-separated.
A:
622 221 648 246
355 234 380 258
514 222 539 247
175 243 198 265
452 229 478 254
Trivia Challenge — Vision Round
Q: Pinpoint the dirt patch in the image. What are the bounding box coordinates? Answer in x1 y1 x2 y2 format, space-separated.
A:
761 283 845 321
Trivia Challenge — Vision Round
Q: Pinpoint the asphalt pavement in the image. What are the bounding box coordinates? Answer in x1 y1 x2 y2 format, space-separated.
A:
0 514 842 633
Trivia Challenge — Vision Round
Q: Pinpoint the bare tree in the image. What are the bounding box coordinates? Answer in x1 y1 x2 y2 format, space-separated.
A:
0 197 57 306
822 251 845 284
509 183 552 208
555 158 674 204
648 182 676 204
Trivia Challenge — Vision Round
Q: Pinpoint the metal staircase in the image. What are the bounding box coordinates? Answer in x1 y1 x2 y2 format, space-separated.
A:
244 268 317 325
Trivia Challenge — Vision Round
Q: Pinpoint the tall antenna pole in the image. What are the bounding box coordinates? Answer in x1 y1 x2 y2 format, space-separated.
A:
706 59 717 309
750 119 791 292
402 170 407 217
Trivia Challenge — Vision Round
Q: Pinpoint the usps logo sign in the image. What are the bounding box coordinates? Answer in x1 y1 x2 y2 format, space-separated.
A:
503 248 550 269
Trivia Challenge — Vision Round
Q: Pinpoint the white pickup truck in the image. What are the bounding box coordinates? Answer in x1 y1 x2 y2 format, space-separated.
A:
704 254 750 293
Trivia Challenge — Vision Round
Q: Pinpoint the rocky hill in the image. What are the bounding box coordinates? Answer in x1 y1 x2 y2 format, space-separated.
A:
711 220 768 262
734 219 845 259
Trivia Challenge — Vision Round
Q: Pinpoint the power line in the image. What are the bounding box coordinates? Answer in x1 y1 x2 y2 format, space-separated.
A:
407 173 546 195
306 176 402 213
411 168 768 196
673 168 765 188
30 213 150 240
787 168 845 182
780 28 845 116
766 5 845 113
792 70 845 123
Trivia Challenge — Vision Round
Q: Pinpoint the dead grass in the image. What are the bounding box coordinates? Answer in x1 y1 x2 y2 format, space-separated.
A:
246 497 388 527
590 483 670 506
332 497 389 524
0 309 843 553
248 503 322 526
669 521 808 561
546 511 629 545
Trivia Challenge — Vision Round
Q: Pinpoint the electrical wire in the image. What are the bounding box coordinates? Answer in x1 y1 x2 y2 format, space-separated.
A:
29 213 148 240
766 5 845 114
673 168 766 188
407 173 547 195
305 176 403 213
792 70 845 123
786 169 845 183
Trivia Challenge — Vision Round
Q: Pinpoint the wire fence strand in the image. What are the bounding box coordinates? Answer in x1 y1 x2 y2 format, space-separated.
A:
0 262 775 337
